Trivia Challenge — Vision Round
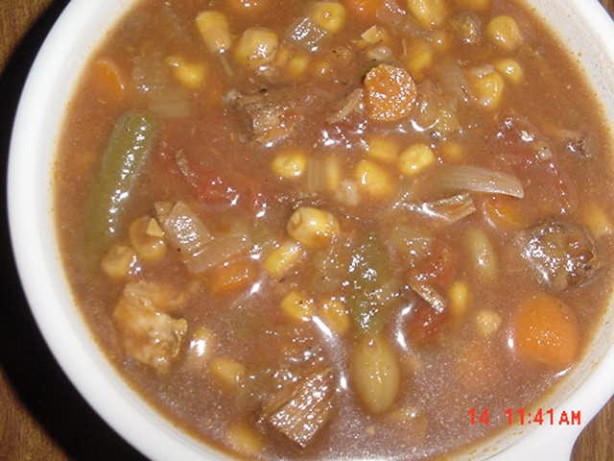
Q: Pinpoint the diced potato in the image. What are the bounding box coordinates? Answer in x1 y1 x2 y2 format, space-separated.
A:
582 203 613 238
453 0 491 12
486 15 523 52
271 149 308 178
318 298 350 335
234 27 279 70
406 0 447 30
335 180 360 207
367 136 400 164
398 144 436 176
440 141 464 162
355 159 395 199
325 156 342 191
513 293 579 370
287 207 341 248
405 41 434 80
448 280 469 317
264 241 306 278
129 216 167 262
281 290 315 322
166 56 207 90
196 11 232 54
310 2 347 33
468 67 505 110
495 58 524 85
350 335 400 414
210 357 245 390
101 245 138 279
227 422 264 457
474 309 502 337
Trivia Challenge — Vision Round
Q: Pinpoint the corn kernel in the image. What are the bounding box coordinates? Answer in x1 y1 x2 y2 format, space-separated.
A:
234 27 279 70
325 156 342 191
486 16 523 52
287 53 310 78
227 422 264 457
129 216 167 262
406 0 447 30
468 68 505 110
355 159 395 199
475 309 502 337
195 11 232 54
319 298 350 335
287 207 340 248
582 203 613 238
210 358 245 390
146 218 165 238
448 281 469 317
310 2 347 33
271 149 307 178
495 58 524 85
440 141 464 162
367 136 400 164
166 56 207 90
101 245 138 279
453 0 490 11
398 144 436 176
281 290 315 322
405 41 434 80
264 241 306 278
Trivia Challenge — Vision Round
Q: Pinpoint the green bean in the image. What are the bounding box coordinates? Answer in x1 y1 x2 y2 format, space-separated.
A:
348 233 394 334
86 111 159 250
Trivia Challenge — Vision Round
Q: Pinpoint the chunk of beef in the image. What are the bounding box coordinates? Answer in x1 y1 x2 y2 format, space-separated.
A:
113 280 188 373
232 87 325 146
263 368 335 448
517 221 600 292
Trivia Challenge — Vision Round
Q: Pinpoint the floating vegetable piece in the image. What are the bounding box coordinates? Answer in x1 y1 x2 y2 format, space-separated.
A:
86 112 159 250
364 64 417 122
350 334 401 414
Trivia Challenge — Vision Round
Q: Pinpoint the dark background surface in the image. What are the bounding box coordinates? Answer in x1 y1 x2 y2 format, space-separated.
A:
0 1 612 460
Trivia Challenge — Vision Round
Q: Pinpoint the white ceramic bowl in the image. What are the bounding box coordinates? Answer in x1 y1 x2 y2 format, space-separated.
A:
8 0 614 460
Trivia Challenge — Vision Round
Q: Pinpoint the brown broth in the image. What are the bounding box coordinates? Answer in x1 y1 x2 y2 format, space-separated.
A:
54 0 614 459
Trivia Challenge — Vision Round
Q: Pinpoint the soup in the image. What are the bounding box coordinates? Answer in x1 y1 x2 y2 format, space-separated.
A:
54 0 613 459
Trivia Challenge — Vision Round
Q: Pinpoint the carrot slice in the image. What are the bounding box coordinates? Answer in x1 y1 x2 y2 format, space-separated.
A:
206 259 259 296
482 195 525 230
364 64 417 122
513 293 580 370
91 58 126 102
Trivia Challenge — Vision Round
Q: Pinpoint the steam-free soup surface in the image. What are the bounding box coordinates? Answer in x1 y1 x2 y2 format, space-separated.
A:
55 0 613 459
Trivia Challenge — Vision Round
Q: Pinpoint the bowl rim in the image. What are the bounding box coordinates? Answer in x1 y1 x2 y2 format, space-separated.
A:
7 0 614 460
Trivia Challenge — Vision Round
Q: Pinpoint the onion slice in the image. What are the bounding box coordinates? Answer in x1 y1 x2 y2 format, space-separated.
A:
433 166 524 199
